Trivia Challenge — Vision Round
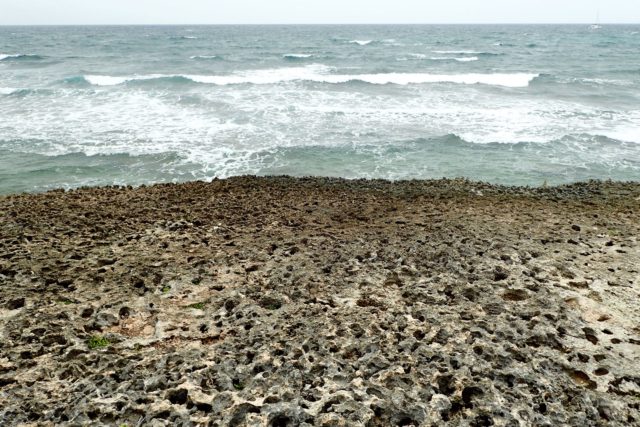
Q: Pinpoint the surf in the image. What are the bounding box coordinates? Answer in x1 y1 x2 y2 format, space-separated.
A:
0 53 44 61
78 66 538 88
430 56 479 62
283 54 314 60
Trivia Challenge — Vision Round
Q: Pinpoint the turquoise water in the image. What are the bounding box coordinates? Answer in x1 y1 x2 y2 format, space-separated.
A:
1 25 639 193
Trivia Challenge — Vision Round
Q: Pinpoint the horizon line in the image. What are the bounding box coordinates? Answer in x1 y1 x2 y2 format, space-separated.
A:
1 22 639 26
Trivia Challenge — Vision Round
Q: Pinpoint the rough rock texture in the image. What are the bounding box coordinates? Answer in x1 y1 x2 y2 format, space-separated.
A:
1 177 639 426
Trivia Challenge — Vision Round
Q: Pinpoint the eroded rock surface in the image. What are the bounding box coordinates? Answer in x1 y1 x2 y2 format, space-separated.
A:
0 177 639 426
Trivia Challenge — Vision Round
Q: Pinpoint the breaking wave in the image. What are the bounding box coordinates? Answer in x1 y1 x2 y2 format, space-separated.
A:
77 66 538 88
0 53 45 61
283 53 314 60
349 40 373 46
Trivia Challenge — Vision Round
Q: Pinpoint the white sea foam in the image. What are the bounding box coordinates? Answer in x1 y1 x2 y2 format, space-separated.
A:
432 50 481 54
4 75 638 187
325 72 537 87
169 35 198 40
82 66 538 88
0 87 17 95
283 53 314 59
382 39 402 46
578 78 632 87
0 53 35 61
190 55 218 60
430 56 479 62
187 65 335 85
349 40 373 46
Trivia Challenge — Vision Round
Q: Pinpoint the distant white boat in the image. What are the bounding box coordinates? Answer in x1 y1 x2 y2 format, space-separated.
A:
589 8 602 30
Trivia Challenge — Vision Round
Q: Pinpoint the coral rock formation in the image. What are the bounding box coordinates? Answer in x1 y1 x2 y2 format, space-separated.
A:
1 177 639 426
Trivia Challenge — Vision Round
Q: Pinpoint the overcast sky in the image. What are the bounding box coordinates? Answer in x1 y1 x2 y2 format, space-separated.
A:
1 0 638 25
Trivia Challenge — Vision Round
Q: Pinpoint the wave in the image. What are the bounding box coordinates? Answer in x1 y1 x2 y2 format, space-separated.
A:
432 50 501 57
579 77 632 86
190 55 220 60
611 68 640 75
397 53 428 61
3 131 637 194
432 50 480 54
234 134 639 184
0 53 44 62
0 149 187 195
82 74 193 86
430 56 479 62
0 87 44 97
530 73 634 87
283 53 314 60
382 39 401 45
349 40 373 46
338 72 536 87
78 67 539 88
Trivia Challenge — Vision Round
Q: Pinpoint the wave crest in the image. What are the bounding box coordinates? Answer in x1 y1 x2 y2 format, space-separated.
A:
190 55 220 60
0 53 44 62
283 53 314 60
349 40 373 46
432 50 501 57
432 50 480 54
82 74 194 86
430 56 479 62
77 66 538 88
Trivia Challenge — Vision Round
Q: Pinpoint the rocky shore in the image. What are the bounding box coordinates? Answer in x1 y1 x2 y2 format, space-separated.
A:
1 176 639 426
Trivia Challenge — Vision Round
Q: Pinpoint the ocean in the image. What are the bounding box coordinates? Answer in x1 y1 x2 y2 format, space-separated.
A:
1 25 639 193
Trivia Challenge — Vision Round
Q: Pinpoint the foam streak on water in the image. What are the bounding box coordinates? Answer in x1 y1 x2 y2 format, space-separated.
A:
0 24 639 193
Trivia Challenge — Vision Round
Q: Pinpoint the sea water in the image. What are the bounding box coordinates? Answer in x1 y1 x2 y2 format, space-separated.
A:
1 25 639 193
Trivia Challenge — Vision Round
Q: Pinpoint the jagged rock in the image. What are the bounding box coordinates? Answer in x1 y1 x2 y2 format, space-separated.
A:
0 177 639 426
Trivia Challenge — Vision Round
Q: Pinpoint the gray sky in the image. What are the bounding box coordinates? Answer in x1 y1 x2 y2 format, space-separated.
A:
1 0 638 25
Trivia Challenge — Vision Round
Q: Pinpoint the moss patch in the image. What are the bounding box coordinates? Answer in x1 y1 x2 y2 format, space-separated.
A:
87 335 110 349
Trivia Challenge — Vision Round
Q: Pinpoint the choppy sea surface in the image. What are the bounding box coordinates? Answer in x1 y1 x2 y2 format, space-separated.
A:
1 25 639 193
